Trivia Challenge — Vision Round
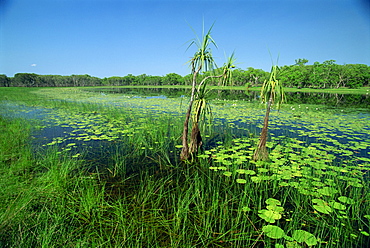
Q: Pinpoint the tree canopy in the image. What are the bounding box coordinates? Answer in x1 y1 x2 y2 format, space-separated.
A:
1 60 369 88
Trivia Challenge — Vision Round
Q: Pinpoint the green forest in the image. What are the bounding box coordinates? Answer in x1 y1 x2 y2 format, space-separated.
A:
1 59 369 88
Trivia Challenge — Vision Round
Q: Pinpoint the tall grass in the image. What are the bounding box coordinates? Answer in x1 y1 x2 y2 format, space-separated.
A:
1 87 369 247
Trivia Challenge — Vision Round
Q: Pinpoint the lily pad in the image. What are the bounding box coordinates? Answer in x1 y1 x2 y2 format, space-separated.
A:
262 225 285 239
292 230 318 246
236 179 247 184
258 209 282 223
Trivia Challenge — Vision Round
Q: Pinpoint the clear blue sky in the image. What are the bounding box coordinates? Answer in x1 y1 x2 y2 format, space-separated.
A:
1 0 369 78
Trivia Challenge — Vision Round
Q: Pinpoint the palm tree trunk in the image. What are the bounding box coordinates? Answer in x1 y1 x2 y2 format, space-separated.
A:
180 102 193 160
189 100 203 157
180 67 199 161
253 98 272 161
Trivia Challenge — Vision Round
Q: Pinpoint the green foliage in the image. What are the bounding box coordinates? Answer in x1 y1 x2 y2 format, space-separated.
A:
258 198 284 223
262 225 285 239
260 65 285 109
3 59 369 88
181 22 236 160
292 230 318 246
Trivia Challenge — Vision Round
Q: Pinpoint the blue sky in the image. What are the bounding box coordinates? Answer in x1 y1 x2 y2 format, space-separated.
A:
1 0 369 78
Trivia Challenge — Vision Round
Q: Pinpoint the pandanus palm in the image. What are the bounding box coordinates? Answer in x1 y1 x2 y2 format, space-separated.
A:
253 65 284 161
180 24 235 161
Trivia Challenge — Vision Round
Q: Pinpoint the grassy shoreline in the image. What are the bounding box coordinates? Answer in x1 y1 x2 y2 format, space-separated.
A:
81 85 370 95
1 85 370 95
0 87 369 247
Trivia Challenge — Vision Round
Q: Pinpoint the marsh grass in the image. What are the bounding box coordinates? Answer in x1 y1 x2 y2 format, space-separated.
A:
0 116 259 247
0 87 369 247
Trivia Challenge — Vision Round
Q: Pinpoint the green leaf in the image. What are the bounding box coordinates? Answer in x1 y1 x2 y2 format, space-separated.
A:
236 169 256 175
329 201 346 210
292 230 318 246
312 199 332 214
338 196 355 204
242 206 251 212
317 186 338 196
236 179 247 184
223 171 232 177
266 198 281 206
267 205 284 212
286 241 301 248
262 225 285 239
258 209 282 223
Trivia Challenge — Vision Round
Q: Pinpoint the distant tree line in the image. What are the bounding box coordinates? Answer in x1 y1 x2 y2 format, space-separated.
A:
279 59 370 89
0 59 369 88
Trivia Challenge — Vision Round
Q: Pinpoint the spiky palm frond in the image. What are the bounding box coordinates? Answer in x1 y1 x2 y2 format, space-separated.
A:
220 51 237 86
186 22 217 74
260 65 285 109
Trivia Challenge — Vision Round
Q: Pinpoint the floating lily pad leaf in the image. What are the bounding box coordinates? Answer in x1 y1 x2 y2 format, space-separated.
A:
242 206 251 212
197 154 209 159
266 198 281 206
312 199 332 214
284 235 294 241
222 160 233 166
236 179 247 184
364 215 370 220
289 182 299 188
258 209 282 223
348 181 363 188
218 166 227 171
279 182 289 187
275 244 284 248
223 171 232 177
267 205 284 212
262 225 285 239
258 168 269 173
285 241 301 248
245 170 257 175
338 196 355 204
361 231 370 236
329 201 346 210
317 186 338 196
292 230 318 246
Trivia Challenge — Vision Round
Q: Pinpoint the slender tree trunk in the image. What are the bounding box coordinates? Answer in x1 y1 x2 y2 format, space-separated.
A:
180 66 199 161
180 71 225 161
180 102 193 160
189 100 203 156
253 98 272 161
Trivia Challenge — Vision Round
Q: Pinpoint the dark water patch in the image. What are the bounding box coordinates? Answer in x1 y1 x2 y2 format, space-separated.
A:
0 101 53 121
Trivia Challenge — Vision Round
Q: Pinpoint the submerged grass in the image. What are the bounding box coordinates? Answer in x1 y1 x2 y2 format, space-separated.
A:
0 87 369 247
0 116 260 247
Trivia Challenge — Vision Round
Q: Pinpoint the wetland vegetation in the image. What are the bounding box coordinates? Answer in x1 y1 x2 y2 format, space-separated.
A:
0 86 369 247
